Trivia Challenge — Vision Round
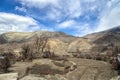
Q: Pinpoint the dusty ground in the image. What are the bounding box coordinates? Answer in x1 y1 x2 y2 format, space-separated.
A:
9 58 117 80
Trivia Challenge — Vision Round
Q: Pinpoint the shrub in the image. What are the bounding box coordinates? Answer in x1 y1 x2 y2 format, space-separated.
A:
0 56 11 73
20 37 53 61
20 44 33 61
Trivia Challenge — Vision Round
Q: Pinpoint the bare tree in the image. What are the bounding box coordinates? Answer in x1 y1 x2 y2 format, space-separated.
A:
21 43 33 61
20 37 54 60
0 55 11 73
34 37 48 58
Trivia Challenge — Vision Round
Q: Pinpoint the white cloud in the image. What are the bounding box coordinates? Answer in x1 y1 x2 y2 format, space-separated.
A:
0 12 40 33
18 0 82 21
83 0 96 2
19 0 59 9
96 0 120 32
57 20 92 36
15 6 27 12
18 0 105 22
58 20 76 29
73 24 93 36
17 0 120 35
65 0 81 18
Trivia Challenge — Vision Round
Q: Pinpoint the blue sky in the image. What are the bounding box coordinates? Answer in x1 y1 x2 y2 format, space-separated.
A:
0 0 120 36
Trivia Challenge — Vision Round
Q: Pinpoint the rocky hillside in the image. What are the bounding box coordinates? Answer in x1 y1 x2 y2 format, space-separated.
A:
0 26 120 56
84 26 120 54
68 38 93 53
85 26 120 44
0 31 76 44
0 31 76 56
0 27 120 80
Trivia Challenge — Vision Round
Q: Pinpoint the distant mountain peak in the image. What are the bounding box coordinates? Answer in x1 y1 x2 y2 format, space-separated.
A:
105 26 120 33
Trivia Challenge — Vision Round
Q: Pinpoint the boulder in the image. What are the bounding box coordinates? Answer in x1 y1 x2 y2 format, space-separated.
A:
110 76 120 80
0 73 18 80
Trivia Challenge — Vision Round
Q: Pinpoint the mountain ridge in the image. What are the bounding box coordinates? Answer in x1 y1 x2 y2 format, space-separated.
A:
0 31 76 44
0 26 119 56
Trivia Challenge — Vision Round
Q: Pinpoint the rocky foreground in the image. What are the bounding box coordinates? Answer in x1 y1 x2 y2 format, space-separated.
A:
0 58 117 80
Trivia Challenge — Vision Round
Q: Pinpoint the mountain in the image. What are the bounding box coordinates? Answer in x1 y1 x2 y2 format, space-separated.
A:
93 32 120 44
1 26 120 45
0 27 119 80
0 31 75 44
0 26 120 56
85 26 120 54
68 38 92 53
0 31 77 56
85 26 120 44
106 26 120 33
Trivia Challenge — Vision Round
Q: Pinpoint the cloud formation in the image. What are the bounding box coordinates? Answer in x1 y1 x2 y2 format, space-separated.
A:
1 0 120 36
57 20 92 36
17 0 103 36
15 6 26 12
96 0 120 32
58 20 77 29
0 12 40 33
18 0 82 21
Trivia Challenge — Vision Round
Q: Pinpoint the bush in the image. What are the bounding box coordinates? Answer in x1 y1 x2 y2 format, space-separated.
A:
20 44 33 61
0 56 11 73
42 51 55 58
20 37 57 61
111 57 120 74
1 52 16 64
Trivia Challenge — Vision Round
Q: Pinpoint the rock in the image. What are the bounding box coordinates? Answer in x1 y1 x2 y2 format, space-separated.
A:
0 73 18 80
20 75 47 80
110 76 120 80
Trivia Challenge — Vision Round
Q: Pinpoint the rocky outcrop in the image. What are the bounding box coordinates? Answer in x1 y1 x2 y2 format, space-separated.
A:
0 73 18 80
110 76 120 80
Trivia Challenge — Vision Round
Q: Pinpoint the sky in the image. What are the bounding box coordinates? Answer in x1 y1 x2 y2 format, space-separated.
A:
0 0 120 36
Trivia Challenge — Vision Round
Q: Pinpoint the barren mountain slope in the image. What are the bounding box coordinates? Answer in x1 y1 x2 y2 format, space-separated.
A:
85 26 120 44
68 38 93 53
0 26 120 56
0 31 76 44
